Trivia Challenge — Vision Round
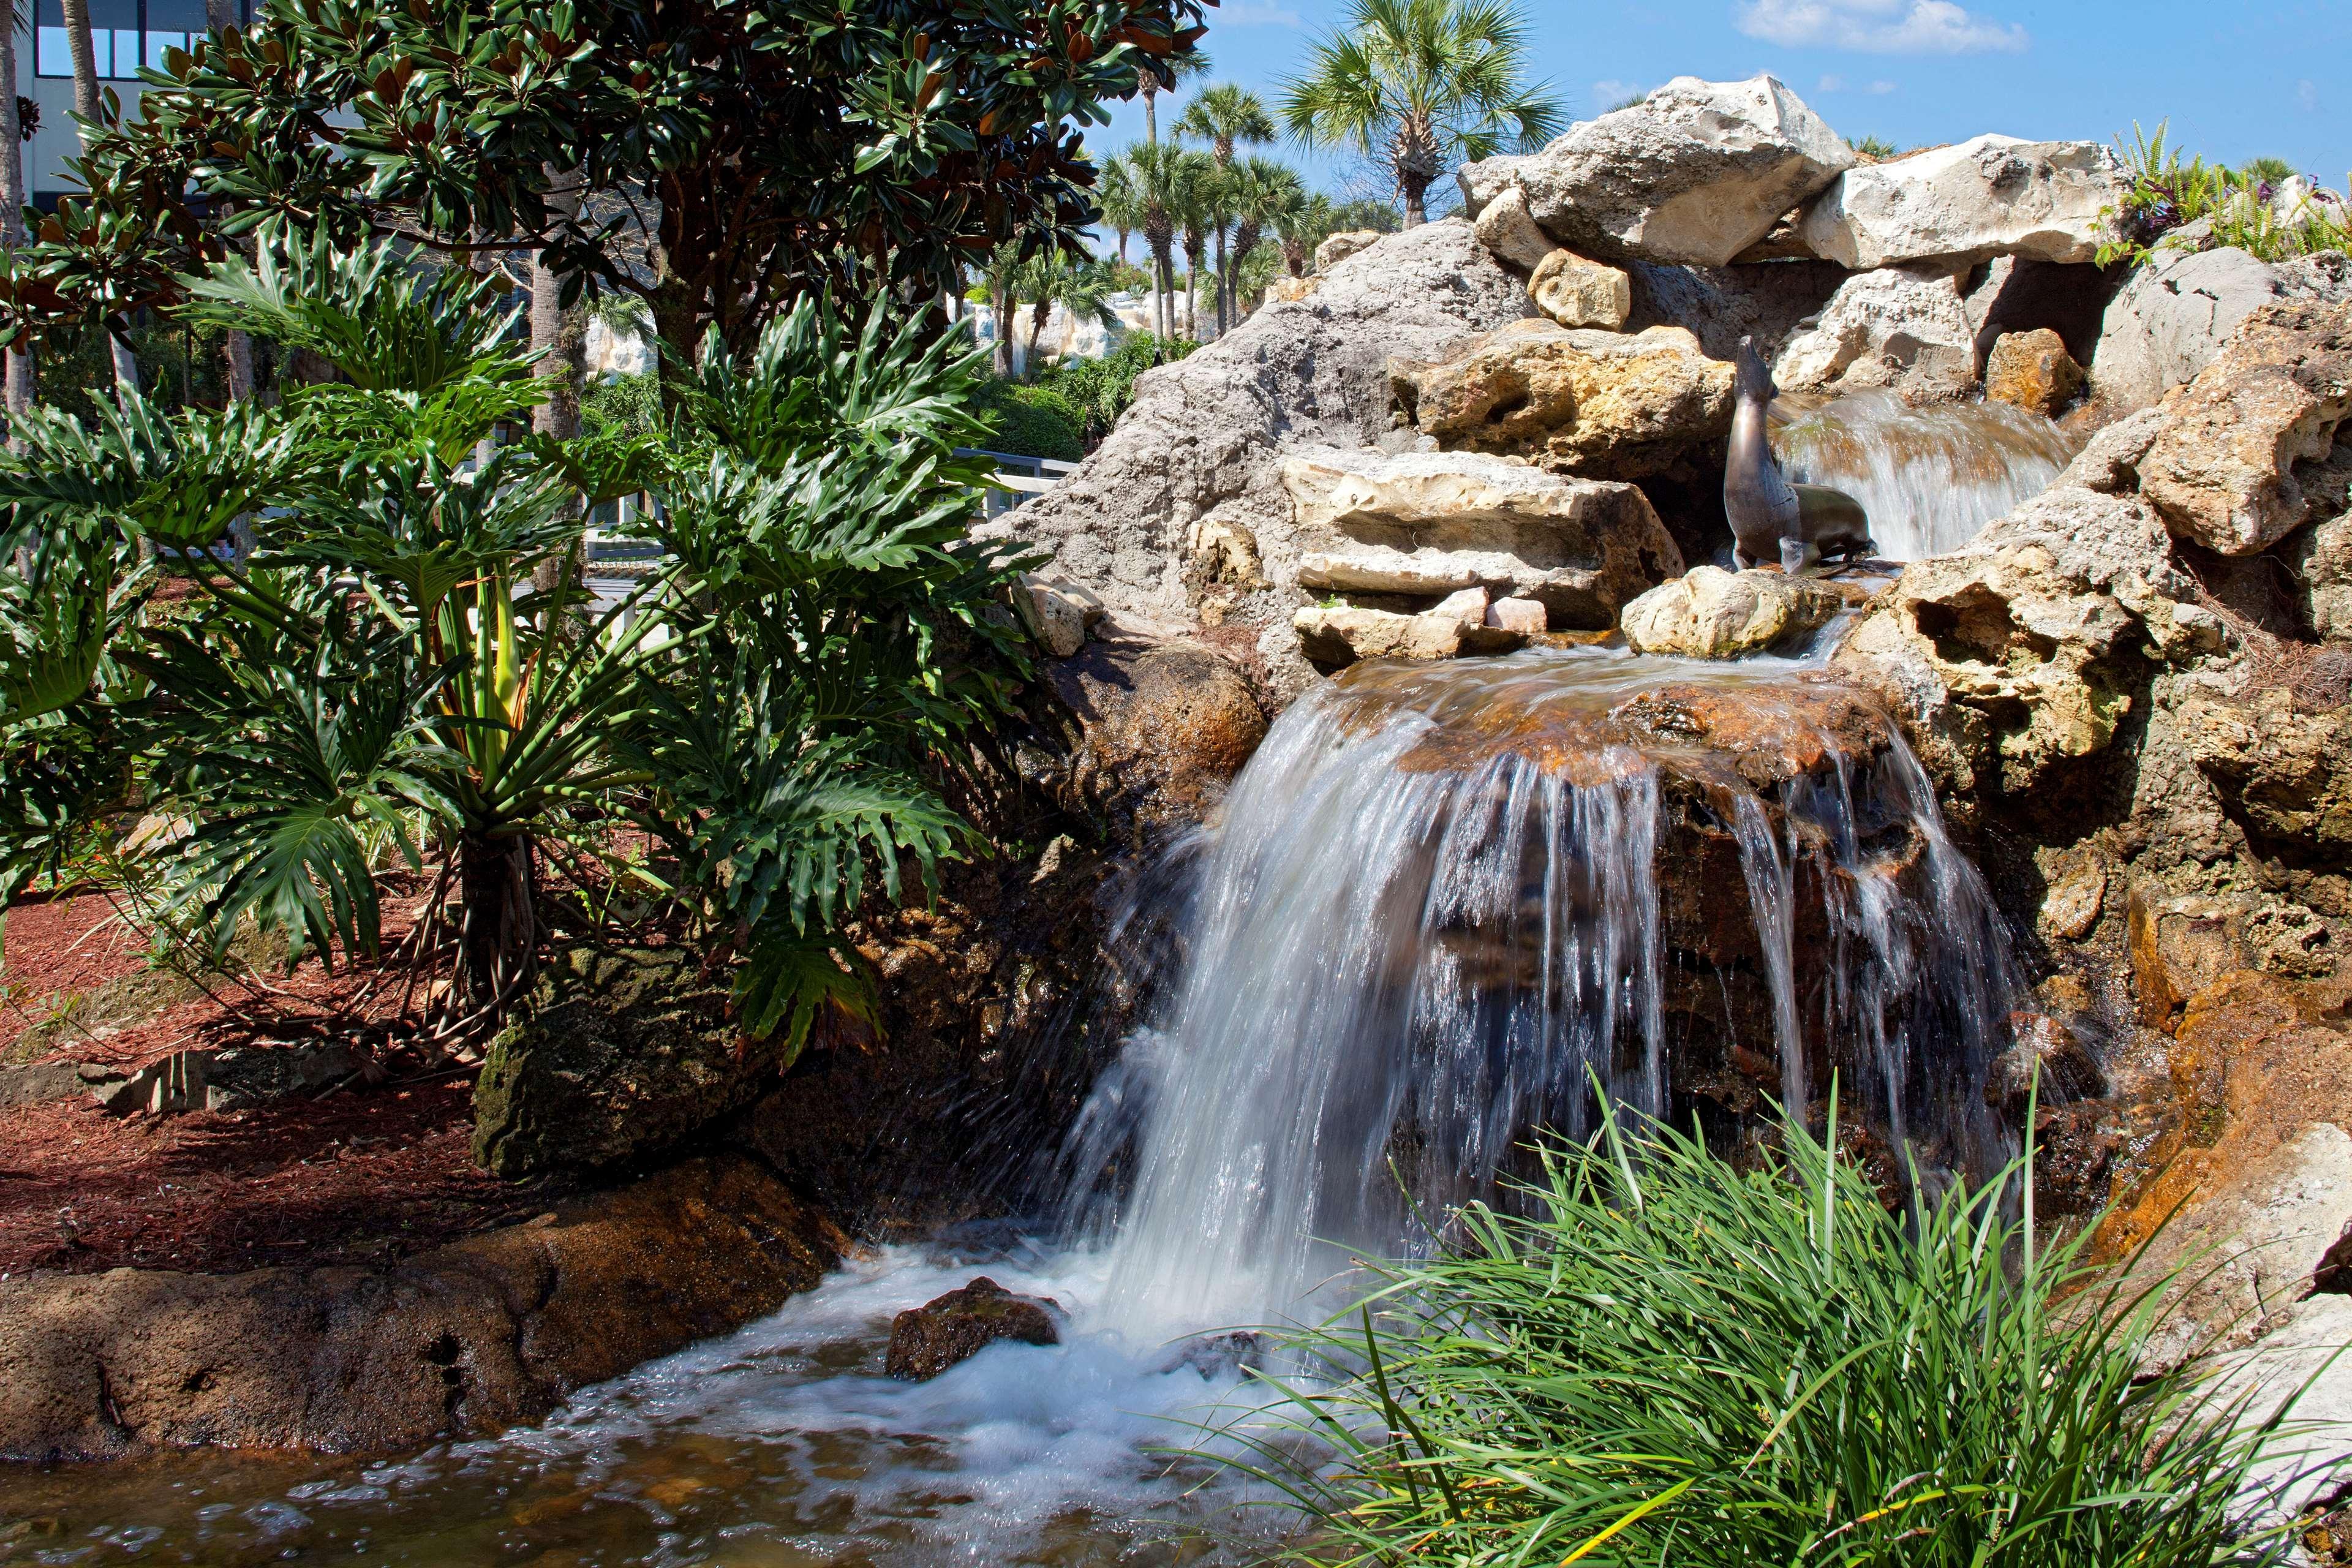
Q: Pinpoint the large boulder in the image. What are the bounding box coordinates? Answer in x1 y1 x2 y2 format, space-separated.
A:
1035 631 1270 847
2091 246 2352 412
1390 319 1734 479
1619 566 1851 658
1834 484 2203 798
1002 221 1529 624
472 946 778 1178
1459 75 1852 267
2176 685 2352 853
1772 263 1979 402
2138 298 2352 555
1280 447 1683 627
1796 137 2127 270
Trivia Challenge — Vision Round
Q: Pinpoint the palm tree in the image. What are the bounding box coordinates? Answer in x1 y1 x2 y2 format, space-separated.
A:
1171 151 1216 339
1024 257 1124 365
976 242 1023 376
1275 191 1333 277
1099 155 1143 265
1279 0 1564 227
1175 85 1276 334
1136 44 1210 145
1226 159 1306 315
1120 143 1193 343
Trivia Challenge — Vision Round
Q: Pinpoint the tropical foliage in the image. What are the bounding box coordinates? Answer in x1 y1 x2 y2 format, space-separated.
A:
1237 1102 2315 1568
2100 122 2350 267
0 225 1033 1053
1279 0 1562 225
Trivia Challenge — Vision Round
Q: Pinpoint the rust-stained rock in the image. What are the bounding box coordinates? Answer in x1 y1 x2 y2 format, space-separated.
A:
0 1156 843 1461
884 1277 1063 1381
1985 327 2086 417
2177 685 2352 853
1390 319 1734 480
1039 633 1268 846
2126 885 2242 1033
2139 299 2352 555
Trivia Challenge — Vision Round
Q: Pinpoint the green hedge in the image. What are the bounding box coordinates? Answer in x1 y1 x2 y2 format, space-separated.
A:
974 380 1085 462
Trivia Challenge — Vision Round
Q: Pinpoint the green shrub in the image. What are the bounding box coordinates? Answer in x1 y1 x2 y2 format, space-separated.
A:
1245 1104 2313 1568
2100 121 2350 267
974 380 1085 462
1019 333 1197 448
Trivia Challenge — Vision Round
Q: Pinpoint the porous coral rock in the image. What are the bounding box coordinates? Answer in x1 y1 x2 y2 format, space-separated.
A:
1796 136 2127 270
1528 249 1634 330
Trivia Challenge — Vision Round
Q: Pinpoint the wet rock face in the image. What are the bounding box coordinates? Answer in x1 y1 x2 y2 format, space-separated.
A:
1390 319 1733 480
472 946 777 1179
1796 137 2127 270
1619 565 1853 658
1035 633 1270 848
884 1277 1064 1381
0 1157 842 1460
2139 299 2352 555
1460 74 1852 267
1280 446 1683 628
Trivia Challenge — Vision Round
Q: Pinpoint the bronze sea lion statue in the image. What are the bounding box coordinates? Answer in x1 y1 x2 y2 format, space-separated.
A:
1725 337 1876 573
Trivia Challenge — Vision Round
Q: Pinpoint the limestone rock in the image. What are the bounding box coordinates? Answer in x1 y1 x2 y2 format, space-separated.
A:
1772 264 1979 402
1262 276 1318 307
2125 886 2241 1032
1833 484 2193 797
1006 221 1531 623
2092 246 2352 412
1280 447 1683 627
2177 685 2352 853
1314 230 1384 273
1472 186 1556 272
1487 597 1547 634
1294 603 1473 665
1984 328 2085 415
1528 249 1632 330
1392 319 1733 480
1460 74 1852 267
885 1277 1063 1381
2054 405 2166 494
1619 565 1848 658
2294 508 2352 643
0 1059 125 1110
2139 299 2352 554
0 1156 840 1460
1796 136 2127 270
472 946 775 1178
1191 518 1263 589
1624 260 1850 364
1012 575 1104 657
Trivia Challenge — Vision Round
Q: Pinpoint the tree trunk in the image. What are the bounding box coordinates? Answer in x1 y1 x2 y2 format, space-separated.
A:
531 164 587 599
1402 181 1429 227
1212 224 1227 338
990 277 1012 376
457 831 537 1019
61 0 137 402
0 0 31 418
204 0 256 408
1140 70 1158 144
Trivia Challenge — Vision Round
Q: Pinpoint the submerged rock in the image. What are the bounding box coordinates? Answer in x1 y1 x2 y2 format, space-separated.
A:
1461 74 1852 267
885 1277 1063 1380
1619 566 1851 658
1391 319 1733 479
1796 136 2126 270
1281 446 1682 627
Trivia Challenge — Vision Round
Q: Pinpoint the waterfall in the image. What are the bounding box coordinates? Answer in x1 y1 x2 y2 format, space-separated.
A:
1771 390 2077 560
1066 646 2021 1339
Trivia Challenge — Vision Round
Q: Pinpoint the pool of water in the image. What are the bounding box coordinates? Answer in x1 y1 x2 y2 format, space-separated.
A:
0 1239 1308 1567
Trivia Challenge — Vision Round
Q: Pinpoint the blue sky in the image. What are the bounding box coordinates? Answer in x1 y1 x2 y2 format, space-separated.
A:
1084 0 2351 208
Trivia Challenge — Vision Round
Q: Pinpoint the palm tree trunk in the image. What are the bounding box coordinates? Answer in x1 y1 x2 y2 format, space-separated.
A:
531 164 587 599
0 0 32 417
1141 70 1159 144
1213 225 1227 338
1402 179 1430 228
458 831 538 1017
991 277 1012 376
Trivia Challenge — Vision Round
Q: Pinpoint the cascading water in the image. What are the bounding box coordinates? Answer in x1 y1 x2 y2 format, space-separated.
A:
1771 389 2077 559
1066 644 2022 1340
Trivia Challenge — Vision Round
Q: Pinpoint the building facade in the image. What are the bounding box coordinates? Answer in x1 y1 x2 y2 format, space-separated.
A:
19 0 243 205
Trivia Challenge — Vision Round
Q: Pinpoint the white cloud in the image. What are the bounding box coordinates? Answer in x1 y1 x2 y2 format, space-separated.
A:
1817 73 1846 91
1736 0 2027 55
1868 79 1899 94
1213 0 1303 24
1592 79 1647 110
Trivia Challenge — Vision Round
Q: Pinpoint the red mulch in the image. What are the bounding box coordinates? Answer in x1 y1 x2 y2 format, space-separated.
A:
0 887 581 1279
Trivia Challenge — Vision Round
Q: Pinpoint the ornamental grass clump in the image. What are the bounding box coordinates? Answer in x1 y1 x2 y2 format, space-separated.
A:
1246 1104 2316 1567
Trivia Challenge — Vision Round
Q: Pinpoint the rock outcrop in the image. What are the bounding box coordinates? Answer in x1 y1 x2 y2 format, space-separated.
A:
1390 319 1733 478
0 1156 842 1460
1460 75 1852 267
1796 137 2126 270
1772 263 1978 402
2138 299 2352 555
471 946 778 1178
1003 221 1529 631
1281 447 1682 627
1619 565 1851 658
2092 246 2352 412
884 1277 1063 1380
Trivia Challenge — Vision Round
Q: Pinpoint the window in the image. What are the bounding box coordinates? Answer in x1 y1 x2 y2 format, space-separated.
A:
35 0 241 81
